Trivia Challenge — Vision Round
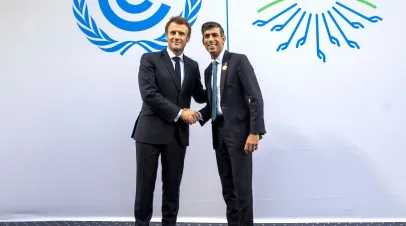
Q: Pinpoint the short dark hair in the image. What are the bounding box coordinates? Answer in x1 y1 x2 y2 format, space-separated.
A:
201 21 225 36
165 16 191 37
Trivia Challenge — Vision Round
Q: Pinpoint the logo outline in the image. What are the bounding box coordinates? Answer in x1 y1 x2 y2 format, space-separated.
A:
72 0 202 55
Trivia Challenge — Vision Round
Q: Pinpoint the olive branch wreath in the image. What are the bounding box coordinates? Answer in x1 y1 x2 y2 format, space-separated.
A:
72 0 202 55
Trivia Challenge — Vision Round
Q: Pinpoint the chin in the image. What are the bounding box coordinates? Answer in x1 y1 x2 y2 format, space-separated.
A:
171 47 181 51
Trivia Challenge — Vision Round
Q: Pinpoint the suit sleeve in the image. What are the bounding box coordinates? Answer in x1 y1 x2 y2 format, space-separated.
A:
138 53 181 122
197 67 211 126
192 62 207 104
198 104 211 126
237 54 266 135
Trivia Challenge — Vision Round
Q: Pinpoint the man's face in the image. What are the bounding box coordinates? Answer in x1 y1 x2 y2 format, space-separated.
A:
202 27 226 57
166 22 190 54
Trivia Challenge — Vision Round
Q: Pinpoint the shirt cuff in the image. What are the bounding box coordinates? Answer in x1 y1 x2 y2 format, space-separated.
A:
174 109 182 122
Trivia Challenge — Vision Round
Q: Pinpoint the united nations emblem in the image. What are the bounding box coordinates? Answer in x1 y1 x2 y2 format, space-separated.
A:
72 0 202 55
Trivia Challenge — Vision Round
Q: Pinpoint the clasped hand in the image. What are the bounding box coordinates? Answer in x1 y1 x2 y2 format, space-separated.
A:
180 108 200 124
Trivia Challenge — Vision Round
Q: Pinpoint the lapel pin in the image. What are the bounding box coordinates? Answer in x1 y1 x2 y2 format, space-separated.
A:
222 62 228 71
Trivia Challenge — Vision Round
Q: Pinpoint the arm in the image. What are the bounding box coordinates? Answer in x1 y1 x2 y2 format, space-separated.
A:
192 63 207 104
197 67 211 126
179 62 206 124
237 54 266 135
198 104 211 126
138 53 181 123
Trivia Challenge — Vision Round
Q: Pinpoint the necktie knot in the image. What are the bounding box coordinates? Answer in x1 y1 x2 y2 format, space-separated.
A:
173 56 181 63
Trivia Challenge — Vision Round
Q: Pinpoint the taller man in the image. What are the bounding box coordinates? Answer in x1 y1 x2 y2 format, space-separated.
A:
198 21 266 226
131 16 206 226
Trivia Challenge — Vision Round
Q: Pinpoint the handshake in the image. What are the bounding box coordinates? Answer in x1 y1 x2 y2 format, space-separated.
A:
180 108 201 125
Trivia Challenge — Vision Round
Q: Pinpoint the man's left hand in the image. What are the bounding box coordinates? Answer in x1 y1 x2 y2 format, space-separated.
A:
244 134 259 153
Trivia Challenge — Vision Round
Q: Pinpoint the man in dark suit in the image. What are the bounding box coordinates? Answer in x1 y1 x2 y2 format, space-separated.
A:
130 16 206 226
197 21 266 226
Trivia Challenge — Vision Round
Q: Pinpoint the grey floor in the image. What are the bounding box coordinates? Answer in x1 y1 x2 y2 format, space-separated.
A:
0 222 404 226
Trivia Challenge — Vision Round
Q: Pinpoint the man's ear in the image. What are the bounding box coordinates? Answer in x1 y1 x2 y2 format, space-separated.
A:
222 35 226 43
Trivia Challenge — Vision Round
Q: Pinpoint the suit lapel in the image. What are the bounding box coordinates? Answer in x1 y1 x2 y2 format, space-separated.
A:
161 49 181 92
206 63 213 106
181 56 191 92
219 51 230 101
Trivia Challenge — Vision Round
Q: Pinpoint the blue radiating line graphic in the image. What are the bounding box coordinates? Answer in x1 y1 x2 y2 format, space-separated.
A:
296 13 312 48
316 14 326 62
277 11 306 51
251 0 382 62
271 7 301 31
332 6 364 29
253 3 298 27
322 13 340 47
336 1 383 22
327 10 360 49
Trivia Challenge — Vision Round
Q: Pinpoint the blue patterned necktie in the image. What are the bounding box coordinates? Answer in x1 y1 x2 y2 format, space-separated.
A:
211 61 219 121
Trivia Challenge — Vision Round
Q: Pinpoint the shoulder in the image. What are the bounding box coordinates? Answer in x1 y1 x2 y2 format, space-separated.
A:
184 55 198 67
228 51 249 62
227 52 252 69
143 50 161 58
140 50 161 64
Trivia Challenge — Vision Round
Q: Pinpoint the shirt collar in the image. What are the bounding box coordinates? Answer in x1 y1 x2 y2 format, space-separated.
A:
167 48 184 61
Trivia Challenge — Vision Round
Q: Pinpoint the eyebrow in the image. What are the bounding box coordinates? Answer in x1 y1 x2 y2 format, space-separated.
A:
171 30 186 34
204 32 219 35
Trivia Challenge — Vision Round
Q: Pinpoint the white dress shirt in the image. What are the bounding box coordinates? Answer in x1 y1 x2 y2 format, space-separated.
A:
197 48 226 122
211 48 226 116
166 48 185 86
166 48 185 122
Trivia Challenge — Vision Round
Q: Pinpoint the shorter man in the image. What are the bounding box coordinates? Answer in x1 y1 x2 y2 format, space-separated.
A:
197 21 266 226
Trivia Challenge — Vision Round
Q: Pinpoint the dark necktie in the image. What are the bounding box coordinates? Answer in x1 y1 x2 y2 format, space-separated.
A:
211 61 219 121
173 56 181 85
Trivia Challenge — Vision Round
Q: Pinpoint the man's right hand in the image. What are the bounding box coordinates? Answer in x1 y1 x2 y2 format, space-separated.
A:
180 108 200 124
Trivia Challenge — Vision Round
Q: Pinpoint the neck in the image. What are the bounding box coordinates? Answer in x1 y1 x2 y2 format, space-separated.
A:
169 48 183 56
210 52 219 60
210 48 224 59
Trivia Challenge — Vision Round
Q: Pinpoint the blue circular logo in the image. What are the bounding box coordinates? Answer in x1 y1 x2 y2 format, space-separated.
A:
72 0 202 55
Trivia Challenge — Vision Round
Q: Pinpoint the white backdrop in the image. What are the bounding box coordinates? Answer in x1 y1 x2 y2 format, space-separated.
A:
1 0 406 223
